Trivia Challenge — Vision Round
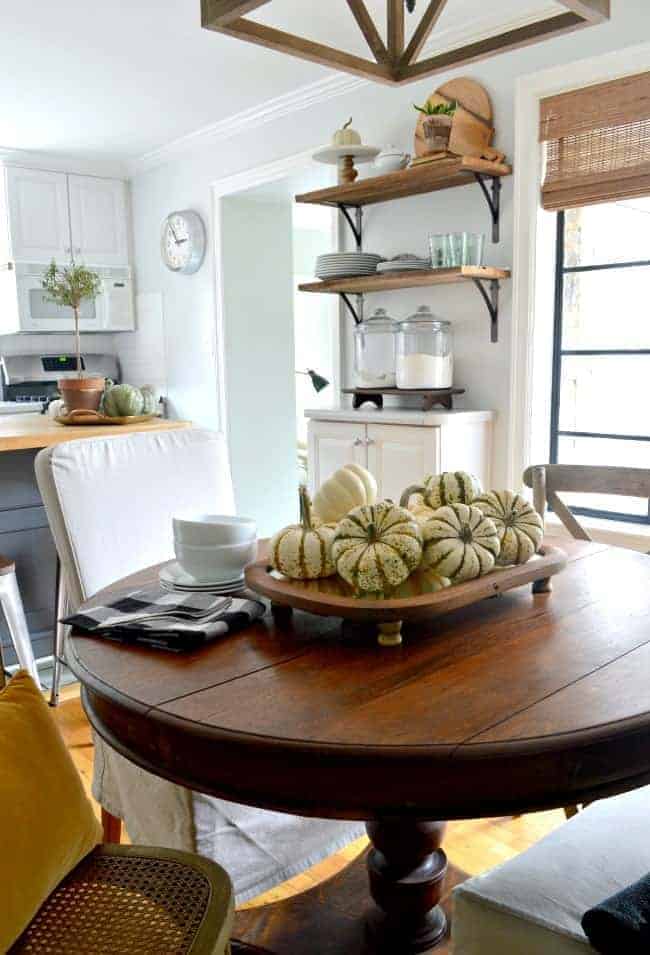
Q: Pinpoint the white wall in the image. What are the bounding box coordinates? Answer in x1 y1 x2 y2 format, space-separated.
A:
220 196 297 534
128 2 650 487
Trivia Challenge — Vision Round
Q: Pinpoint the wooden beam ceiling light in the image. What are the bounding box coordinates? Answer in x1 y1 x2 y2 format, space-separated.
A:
202 0 610 85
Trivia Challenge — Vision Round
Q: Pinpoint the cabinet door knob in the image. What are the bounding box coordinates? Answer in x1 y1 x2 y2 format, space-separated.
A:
353 438 364 447
365 438 375 446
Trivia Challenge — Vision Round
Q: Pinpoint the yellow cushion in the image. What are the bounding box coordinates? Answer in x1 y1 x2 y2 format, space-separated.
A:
0 670 102 951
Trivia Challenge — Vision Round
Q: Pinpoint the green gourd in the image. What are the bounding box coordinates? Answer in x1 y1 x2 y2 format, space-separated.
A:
103 382 156 417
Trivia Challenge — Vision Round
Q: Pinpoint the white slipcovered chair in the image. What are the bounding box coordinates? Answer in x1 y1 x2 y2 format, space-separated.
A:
35 427 363 903
452 783 650 953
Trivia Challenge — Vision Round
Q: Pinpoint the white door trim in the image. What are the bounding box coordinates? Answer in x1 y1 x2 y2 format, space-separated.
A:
210 149 339 451
507 40 650 488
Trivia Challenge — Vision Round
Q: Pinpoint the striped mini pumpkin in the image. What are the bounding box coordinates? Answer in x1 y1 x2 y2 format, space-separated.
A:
401 471 483 513
422 503 500 582
270 486 336 579
473 490 544 565
332 502 423 593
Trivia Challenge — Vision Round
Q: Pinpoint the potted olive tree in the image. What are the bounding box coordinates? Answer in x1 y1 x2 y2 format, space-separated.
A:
42 261 104 412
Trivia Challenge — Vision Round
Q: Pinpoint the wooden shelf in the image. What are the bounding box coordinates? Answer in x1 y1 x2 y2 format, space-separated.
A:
298 266 509 296
295 156 511 209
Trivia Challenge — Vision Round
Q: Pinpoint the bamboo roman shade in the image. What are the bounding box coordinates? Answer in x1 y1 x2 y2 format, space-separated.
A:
540 72 650 210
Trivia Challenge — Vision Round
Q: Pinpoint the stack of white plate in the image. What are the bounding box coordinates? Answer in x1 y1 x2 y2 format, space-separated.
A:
315 252 383 280
166 514 257 593
376 256 431 273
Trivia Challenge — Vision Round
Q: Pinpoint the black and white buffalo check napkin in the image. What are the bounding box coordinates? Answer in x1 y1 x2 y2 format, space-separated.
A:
63 587 265 652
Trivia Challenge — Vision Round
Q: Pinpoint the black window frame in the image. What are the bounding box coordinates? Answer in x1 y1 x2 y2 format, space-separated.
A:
550 208 650 527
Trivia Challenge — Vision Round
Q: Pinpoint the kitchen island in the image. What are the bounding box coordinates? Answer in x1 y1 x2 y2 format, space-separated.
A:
0 413 190 665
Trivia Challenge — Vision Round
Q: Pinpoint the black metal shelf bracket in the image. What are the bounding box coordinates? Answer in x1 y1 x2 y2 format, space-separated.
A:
474 174 502 243
340 292 363 325
338 204 363 251
471 278 500 343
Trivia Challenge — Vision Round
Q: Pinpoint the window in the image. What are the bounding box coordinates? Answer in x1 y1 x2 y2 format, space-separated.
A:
550 200 650 524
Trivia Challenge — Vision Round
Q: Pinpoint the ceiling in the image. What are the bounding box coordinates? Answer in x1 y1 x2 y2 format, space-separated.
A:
0 0 563 163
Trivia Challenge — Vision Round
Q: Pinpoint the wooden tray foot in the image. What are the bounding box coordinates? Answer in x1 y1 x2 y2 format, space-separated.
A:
533 577 552 594
377 621 403 647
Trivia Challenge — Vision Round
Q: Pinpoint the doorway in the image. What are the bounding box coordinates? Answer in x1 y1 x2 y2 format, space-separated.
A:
215 159 338 536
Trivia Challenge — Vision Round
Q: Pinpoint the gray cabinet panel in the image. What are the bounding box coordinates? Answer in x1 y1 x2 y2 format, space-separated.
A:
0 449 56 665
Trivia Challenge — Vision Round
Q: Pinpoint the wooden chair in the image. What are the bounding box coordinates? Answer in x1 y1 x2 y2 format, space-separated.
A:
523 464 650 541
523 463 650 818
9 845 235 955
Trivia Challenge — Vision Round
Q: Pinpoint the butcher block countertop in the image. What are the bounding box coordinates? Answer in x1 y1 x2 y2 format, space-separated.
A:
0 413 191 452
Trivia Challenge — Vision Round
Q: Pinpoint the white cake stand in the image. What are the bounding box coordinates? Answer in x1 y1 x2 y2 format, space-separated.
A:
312 144 380 184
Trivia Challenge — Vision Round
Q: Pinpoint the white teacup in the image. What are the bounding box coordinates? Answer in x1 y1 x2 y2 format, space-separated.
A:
173 514 257 547
174 539 258 583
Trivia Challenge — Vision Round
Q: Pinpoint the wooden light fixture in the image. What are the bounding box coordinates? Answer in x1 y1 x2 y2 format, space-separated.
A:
201 1 609 86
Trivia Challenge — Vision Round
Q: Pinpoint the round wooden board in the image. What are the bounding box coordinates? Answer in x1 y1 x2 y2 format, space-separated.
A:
244 547 567 626
55 412 159 426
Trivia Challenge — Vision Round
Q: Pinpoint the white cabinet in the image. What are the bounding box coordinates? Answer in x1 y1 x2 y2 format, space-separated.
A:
6 168 71 262
366 424 440 503
3 166 130 268
68 175 129 267
307 411 494 500
308 421 366 487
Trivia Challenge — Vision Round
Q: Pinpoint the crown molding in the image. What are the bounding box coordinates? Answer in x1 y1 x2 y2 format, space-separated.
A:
129 3 562 177
129 73 366 176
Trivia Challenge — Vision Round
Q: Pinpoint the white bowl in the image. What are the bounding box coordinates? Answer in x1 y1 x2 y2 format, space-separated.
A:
173 514 256 547
174 539 258 583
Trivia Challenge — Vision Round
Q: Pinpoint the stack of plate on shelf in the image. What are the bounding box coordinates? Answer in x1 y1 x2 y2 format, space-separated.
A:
315 252 383 280
376 254 431 273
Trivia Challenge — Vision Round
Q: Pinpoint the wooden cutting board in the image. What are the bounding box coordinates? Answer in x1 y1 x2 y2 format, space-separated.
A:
415 77 505 162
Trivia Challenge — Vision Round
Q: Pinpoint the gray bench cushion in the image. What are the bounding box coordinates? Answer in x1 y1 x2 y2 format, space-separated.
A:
453 784 650 954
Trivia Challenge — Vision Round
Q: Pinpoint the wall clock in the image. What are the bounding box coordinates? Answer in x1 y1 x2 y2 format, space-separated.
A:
161 210 206 274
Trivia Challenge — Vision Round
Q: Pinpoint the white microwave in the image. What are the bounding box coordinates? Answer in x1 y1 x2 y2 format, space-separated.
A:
11 263 135 333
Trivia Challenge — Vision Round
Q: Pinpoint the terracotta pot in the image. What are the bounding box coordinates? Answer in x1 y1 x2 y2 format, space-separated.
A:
422 114 453 154
58 377 106 413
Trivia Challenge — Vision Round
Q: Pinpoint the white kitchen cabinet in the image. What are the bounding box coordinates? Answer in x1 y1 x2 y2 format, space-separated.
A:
366 424 440 503
308 421 366 489
5 168 71 263
3 166 130 268
307 409 494 500
68 175 129 267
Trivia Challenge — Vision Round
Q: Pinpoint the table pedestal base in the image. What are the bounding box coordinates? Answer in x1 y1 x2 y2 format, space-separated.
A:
233 825 464 955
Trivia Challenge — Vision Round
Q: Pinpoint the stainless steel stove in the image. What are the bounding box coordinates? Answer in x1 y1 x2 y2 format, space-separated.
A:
0 353 120 414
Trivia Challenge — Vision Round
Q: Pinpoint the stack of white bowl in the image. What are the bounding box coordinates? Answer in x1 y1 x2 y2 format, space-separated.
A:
172 515 257 587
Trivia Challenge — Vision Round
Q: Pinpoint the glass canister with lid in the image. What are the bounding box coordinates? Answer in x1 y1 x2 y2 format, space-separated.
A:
353 307 398 388
396 306 453 390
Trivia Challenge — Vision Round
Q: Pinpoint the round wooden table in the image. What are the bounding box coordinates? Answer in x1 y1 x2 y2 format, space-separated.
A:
68 538 650 954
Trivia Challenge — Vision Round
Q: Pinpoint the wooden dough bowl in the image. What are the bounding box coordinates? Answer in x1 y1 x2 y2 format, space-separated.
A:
245 546 567 646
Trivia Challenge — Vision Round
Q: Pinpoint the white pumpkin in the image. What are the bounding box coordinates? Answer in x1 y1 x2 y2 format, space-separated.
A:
313 463 377 524
332 502 423 593
421 503 500 583
270 486 336 580
332 117 362 146
47 398 66 419
473 490 544 565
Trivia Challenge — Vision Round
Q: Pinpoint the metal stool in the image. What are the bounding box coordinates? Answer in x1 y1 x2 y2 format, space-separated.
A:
0 555 39 685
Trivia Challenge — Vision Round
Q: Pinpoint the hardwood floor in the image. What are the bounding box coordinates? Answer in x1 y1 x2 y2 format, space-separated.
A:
53 684 566 910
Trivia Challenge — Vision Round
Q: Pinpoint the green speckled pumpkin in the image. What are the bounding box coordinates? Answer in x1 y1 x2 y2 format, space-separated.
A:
103 382 157 417
270 486 336 580
332 502 423 593
473 490 544 565
401 471 483 513
422 503 500 582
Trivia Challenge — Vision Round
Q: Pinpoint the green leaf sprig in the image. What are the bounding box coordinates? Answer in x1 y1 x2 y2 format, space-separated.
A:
413 100 457 117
